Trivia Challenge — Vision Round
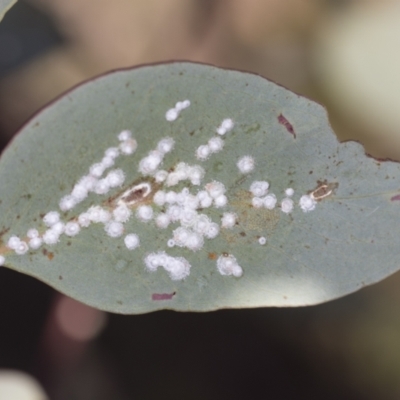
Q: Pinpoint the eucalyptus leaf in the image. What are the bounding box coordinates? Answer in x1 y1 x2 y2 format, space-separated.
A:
0 0 16 22
1 62 399 314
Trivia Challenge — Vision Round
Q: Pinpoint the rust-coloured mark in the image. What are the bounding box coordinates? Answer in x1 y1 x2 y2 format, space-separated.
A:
391 194 400 201
109 178 160 207
152 292 176 301
42 248 54 260
310 180 338 201
208 252 217 260
278 114 296 138
0 227 10 239
124 187 147 203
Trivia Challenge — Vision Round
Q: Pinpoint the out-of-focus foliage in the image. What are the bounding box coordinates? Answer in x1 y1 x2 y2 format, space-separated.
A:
315 1 400 160
0 0 16 22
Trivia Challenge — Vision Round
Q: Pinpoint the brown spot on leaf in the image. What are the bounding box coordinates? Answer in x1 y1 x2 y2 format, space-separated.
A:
222 190 280 245
109 179 160 208
208 252 217 260
278 114 296 138
234 190 280 232
59 275 63 280
152 292 176 301
310 180 338 201
42 248 54 260
0 227 10 238
124 187 147 202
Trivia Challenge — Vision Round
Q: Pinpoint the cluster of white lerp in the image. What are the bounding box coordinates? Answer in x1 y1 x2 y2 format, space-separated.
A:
144 251 191 281
217 118 234 135
165 100 191 122
249 179 317 214
164 162 205 187
249 180 277 210
139 137 174 176
216 254 243 277
3 130 141 263
280 188 295 214
195 118 233 161
59 130 136 212
149 180 230 253
299 194 317 212
237 156 255 174
1 97 321 282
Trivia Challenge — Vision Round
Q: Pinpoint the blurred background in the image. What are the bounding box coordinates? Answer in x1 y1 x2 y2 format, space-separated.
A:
0 0 400 399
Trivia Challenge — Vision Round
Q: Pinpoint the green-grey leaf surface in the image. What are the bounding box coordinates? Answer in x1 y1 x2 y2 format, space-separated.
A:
0 0 16 22
1 62 400 314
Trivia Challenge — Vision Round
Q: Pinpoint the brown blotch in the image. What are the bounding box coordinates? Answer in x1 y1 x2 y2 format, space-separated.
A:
208 252 217 260
42 248 54 260
109 178 159 207
152 292 176 301
223 190 280 245
278 114 296 138
310 180 338 201
59 275 63 280
124 187 146 203
391 194 400 202
0 227 10 238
